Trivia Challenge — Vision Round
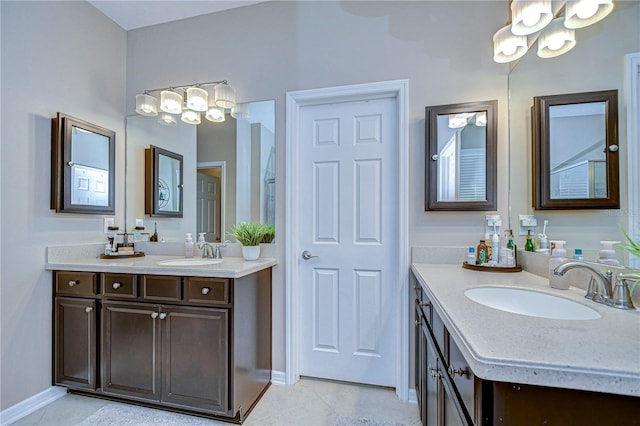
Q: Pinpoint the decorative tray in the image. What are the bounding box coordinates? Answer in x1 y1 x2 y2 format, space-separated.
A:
462 261 522 273
99 252 145 259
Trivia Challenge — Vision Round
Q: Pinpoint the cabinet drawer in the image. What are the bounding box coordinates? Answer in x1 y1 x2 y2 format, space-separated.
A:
141 275 181 301
185 277 230 305
55 271 98 297
102 273 138 298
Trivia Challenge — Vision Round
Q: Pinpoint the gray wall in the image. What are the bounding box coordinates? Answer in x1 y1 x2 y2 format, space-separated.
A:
0 1 126 409
126 1 510 375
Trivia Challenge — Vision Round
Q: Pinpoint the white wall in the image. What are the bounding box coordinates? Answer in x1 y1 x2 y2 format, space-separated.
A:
0 1 126 410
125 1 510 374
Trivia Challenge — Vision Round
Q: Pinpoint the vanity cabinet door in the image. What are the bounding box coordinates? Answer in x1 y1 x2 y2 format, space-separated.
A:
422 322 439 426
161 305 230 415
54 297 97 390
102 301 161 401
447 333 475 422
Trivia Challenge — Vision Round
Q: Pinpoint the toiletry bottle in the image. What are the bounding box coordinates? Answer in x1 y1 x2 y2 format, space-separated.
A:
525 230 535 252
185 233 194 258
598 241 620 266
573 248 584 260
150 223 159 242
537 233 549 254
548 240 569 290
507 230 517 267
467 247 476 265
476 240 488 265
491 231 500 263
484 233 492 262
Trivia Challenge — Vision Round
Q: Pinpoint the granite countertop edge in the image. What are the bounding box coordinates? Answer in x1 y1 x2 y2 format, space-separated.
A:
411 263 640 398
46 255 277 279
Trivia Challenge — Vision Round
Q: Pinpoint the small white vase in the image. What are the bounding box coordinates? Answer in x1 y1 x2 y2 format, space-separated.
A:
242 245 260 261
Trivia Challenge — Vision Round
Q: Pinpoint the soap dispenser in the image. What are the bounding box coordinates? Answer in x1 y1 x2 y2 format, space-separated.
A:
185 233 194 258
548 240 569 290
598 241 620 266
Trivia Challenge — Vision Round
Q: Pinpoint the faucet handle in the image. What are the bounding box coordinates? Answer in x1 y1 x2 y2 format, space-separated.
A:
606 277 636 310
585 277 599 301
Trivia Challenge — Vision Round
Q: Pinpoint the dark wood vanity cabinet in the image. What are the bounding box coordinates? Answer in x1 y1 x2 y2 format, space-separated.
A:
414 283 474 426
53 268 271 422
412 272 640 426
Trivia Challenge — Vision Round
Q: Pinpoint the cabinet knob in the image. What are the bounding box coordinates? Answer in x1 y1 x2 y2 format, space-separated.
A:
85 306 93 313
151 312 158 319
447 365 468 378
428 365 439 380
201 287 211 295
159 313 167 320
415 319 421 326
68 280 79 287
112 282 122 289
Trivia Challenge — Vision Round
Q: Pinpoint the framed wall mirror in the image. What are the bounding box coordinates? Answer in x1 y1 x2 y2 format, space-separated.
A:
425 100 497 211
532 90 619 210
145 145 183 217
51 112 115 214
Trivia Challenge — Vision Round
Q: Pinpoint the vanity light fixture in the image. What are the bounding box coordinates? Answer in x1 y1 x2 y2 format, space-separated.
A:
475 112 487 127
160 90 183 114
135 92 158 116
205 106 225 123
134 80 237 125
157 112 178 127
564 0 614 28
538 17 576 58
493 24 528 63
492 0 615 63
231 102 250 120
511 0 553 36
181 109 201 125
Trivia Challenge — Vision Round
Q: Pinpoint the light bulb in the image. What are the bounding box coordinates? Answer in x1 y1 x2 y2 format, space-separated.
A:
502 41 517 56
576 1 599 18
522 10 541 27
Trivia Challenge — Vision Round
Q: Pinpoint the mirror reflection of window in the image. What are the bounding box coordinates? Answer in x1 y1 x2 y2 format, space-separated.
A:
548 102 606 199
436 112 487 202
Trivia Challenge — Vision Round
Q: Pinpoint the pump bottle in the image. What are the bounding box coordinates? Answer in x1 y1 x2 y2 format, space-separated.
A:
548 240 569 290
185 233 194 258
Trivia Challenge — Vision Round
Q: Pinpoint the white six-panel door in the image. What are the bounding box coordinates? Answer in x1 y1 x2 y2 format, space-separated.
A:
298 97 397 386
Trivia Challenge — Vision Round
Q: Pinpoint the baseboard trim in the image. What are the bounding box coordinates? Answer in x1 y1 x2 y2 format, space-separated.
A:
0 386 67 426
271 370 287 386
407 388 418 404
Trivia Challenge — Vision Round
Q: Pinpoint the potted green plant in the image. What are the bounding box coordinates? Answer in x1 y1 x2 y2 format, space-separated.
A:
261 224 275 244
620 229 640 293
228 222 268 260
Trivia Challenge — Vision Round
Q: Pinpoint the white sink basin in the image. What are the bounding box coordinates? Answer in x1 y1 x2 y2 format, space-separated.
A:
464 287 601 320
157 258 223 266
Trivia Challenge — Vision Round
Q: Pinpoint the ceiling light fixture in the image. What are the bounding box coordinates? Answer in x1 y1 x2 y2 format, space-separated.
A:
538 17 576 58
492 0 615 63
564 0 614 28
134 80 236 125
230 103 250 121
493 24 528 63
511 0 553 36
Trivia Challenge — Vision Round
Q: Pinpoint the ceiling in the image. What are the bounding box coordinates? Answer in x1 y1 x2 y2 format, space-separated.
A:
88 1 270 31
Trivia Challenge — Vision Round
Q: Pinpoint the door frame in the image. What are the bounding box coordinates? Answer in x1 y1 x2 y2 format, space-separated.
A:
196 161 226 242
625 53 640 269
285 80 410 400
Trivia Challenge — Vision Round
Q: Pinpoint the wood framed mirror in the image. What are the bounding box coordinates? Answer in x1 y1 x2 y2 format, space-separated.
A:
51 112 116 214
145 145 183 217
532 90 619 210
425 100 497 211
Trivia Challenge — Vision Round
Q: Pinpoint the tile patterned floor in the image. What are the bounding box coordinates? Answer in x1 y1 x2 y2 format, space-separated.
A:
11 378 420 426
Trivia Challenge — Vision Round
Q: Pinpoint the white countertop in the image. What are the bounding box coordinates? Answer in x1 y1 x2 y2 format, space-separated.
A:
411 263 640 397
46 254 277 279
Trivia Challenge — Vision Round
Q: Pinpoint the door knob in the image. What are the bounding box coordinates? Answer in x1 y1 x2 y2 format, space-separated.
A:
302 250 318 260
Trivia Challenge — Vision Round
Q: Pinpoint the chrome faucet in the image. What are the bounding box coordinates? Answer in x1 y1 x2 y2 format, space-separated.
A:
554 261 613 303
197 241 227 259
